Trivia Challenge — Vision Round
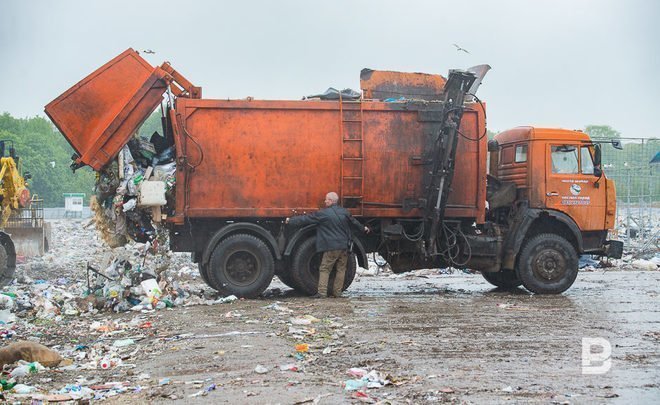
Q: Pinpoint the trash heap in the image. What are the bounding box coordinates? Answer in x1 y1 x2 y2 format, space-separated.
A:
8 217 241 319
83 253 189 312
93 133 176 249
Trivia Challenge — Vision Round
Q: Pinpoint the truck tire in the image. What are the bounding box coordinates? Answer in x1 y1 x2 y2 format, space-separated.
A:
277 271 303 291
481 270 522 289
208 234 275 298
0 244 14 287
198 262 218 289
516 233 578 294
290 237 356 296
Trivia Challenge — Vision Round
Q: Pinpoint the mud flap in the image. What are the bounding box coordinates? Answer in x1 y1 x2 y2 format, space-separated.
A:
605 240 623 259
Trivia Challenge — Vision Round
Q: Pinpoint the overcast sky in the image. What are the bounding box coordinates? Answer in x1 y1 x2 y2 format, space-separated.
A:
1 0 658 138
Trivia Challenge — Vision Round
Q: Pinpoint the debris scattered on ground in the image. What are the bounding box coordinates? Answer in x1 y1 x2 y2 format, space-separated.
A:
344 368 390 390
0 215 657 402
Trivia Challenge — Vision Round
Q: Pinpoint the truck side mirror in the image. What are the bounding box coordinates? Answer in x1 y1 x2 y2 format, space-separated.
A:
594 144 601 166
593 145 602 177
611 139 623 150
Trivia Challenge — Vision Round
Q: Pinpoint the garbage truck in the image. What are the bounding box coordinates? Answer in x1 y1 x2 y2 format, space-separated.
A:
45 48 623 297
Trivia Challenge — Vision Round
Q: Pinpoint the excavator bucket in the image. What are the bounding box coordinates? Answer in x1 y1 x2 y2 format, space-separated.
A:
45 48 170 171
4 199 51 258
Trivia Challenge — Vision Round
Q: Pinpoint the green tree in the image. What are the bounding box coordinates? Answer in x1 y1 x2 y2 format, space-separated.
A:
0 113 96 207
584 125 621 139
138 108 165 138
585 124 659 202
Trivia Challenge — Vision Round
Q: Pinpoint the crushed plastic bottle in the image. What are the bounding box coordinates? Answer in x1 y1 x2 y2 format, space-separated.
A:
344 379 368 391
10 362 45 378
12 383 37 394
98 357 120 370
0 379 16 390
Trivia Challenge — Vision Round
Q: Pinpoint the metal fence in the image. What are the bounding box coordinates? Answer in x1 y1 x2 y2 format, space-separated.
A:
6 198 44 228
594 137 659 251
43 207 92 219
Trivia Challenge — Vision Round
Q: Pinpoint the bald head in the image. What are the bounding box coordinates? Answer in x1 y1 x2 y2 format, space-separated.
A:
324 192 339 207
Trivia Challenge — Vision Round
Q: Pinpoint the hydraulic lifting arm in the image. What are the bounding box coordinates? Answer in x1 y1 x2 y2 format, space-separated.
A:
424 70 476 256
160 62 202 99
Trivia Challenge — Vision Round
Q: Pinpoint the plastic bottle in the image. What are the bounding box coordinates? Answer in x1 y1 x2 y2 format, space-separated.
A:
98 358 112 370
9 362 40 378
0 379 16 390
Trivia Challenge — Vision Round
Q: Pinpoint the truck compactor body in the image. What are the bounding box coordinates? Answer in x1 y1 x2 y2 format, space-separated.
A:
45 49 623 297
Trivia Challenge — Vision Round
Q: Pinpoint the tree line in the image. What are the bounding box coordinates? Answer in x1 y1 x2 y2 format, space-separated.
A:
0 113 96 207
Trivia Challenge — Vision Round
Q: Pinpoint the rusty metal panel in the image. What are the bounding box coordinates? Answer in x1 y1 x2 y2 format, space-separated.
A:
360 69 447 100
174 99 486 222
45 48 168 170
177 99 341 217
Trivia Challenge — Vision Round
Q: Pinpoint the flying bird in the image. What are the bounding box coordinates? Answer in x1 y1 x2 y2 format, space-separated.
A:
452 43 470 54
143 49 155 54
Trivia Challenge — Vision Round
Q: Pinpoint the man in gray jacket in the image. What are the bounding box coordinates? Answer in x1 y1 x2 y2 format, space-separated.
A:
286 192 369 298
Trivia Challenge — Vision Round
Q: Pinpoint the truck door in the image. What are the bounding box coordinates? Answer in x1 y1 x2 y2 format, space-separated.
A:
545 144 605 230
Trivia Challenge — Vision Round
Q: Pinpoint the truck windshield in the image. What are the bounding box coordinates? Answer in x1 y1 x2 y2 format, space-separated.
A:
551 145 579 174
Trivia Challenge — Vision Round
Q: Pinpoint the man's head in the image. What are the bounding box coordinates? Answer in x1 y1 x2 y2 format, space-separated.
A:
324 192 339 207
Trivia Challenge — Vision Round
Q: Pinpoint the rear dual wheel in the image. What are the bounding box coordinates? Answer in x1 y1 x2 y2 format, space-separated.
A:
207 234 275 298
290 237 356 296
198 261 214 289
276 270 302 291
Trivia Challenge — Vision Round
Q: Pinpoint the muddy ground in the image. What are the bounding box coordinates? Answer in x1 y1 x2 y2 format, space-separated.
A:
5 220 660 404
97 271 659 404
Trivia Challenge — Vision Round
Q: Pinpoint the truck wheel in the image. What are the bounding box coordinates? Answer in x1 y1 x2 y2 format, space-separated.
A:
198 262 218 289
516 233 578 294
0 244 15 287
277 271 303 291
208 234 275 298
290 237 356 296
481 270 522 289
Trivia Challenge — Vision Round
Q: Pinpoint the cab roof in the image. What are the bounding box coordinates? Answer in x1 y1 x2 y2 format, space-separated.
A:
494 126 592 145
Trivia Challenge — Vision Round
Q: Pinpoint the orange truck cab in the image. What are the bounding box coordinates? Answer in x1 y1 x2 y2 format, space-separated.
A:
485 127 622 292
45 49 622 297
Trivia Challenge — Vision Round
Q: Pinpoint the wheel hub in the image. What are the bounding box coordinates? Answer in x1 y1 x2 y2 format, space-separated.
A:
533 250 565 281
225 251 259 285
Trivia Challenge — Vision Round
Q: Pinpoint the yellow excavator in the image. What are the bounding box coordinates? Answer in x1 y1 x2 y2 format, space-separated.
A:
0 140 45 286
